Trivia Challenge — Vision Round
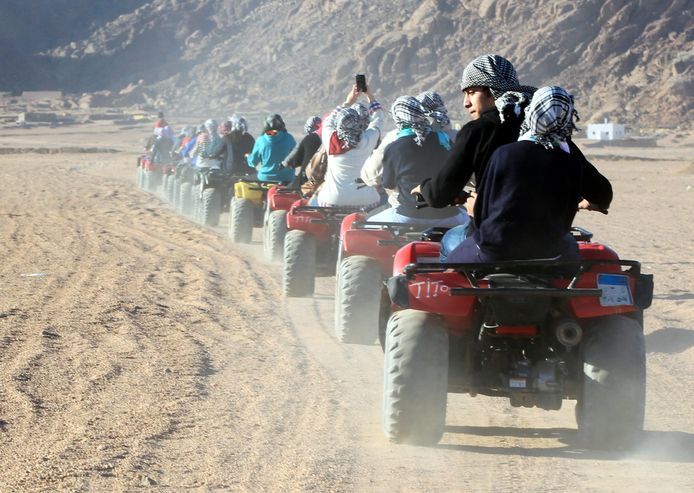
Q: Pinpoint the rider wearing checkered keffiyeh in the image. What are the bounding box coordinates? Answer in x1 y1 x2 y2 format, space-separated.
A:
416 91 451 130
391 96 431 146
460 54 536 124
518 86 580 151
303 116 322 135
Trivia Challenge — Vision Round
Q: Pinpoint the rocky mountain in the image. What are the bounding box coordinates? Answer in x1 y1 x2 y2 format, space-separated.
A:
1 0 692 129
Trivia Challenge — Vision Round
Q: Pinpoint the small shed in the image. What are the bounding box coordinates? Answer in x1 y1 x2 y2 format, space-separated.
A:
586 119 626 141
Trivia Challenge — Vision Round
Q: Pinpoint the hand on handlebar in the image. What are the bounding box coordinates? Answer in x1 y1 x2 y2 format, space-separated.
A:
578 199 608 215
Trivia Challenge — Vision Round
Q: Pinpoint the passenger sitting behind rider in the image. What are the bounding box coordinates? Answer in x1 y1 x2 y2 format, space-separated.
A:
312 83 383 207
364 95 469 227
246 114 296 183
446 86 610 263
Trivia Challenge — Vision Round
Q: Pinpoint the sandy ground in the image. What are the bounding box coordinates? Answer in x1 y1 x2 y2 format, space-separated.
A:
0 121 693 492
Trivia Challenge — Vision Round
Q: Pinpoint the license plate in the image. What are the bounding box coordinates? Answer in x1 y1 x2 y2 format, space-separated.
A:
509 378 526 389
597 274 633 306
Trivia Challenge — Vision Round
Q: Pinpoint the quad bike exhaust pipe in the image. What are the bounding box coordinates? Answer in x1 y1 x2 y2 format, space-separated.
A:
554 318 583 348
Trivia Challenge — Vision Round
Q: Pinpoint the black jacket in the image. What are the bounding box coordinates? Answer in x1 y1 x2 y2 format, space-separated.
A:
229 131 255 174
381 132 458 218
420 108 522 207
472 141 611 260
285 132 321 178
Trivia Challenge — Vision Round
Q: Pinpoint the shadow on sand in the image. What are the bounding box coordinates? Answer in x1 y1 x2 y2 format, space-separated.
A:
439 425 694 463
646 327 694 354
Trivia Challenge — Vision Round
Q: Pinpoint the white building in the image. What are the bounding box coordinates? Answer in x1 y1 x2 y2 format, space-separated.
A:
586 119 626 141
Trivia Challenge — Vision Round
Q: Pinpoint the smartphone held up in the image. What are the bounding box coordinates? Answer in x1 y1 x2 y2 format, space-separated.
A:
355 74 367 93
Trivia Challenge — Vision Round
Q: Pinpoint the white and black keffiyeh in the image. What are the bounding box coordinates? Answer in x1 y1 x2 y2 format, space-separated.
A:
304 116 322 134
228 114 248 133
351 103 370 131
391 96 431 146
335 107 363 149
519 86 580 151
461 54 536 121
416 91 450 129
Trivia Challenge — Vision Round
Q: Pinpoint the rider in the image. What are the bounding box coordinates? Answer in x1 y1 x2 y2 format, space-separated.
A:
228 114 255 174
246 114 296 183
447 86 612 263
191 119 223 169
411 55 539 259
361 89 453 187
365 96 469 227
313 84 383 207
282 115 323 186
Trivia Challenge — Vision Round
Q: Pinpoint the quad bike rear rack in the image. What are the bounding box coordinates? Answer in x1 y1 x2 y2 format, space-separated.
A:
400 258 643 299
350 220 427 246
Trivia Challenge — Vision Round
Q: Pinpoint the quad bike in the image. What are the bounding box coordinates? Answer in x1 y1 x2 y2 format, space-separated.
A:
381 227 653 450
138 154 166 193
282 201 366 297
228 177 284 244
262 185 302 262
191 168 242 227
334 213 425 344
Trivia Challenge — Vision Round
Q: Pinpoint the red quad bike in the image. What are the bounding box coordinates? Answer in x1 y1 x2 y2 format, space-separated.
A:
138 155 169 194
263 185 302 262
282 201 365 297
334 213 425 344
382 227 653 450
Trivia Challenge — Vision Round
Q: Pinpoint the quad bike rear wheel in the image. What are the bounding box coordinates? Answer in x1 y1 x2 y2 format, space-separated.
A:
335 255 382 344
136 167 144 189
178 182 194 216
199 187 222 227
264 210 287 262
229 197 254 243
383 309 448 445
282 230 316 297
165 175 176 204
577 314 646 450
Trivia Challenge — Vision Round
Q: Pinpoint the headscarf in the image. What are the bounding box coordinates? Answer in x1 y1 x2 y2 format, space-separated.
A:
391 96 431 146
204 119 218 135
460 54 536 123
334 107 363 150
263 114 286 133
351 103 370 131
228 114 248 133
303 116 322 134
518 86 579 151
416 91 450 129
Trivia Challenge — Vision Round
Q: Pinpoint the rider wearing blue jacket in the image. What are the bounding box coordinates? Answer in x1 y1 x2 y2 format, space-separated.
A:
246 114 296 183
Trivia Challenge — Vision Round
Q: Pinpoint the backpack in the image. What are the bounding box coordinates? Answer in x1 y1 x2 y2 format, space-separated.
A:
301 145 328 197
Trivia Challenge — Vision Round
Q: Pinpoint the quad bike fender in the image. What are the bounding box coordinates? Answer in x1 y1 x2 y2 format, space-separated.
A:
286 199 331 241
386 272 477 319
342 228 399 275
339 212 367 240
268 186 301 211
392 241 441 276
234 180 265 205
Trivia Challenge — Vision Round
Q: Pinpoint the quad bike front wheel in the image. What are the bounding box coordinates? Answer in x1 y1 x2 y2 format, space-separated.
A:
383 309 448 446
335 255 382 344
199 187 222 227
282 230 316 297
264 210 287 262
576 314 646 450
229 197 254 243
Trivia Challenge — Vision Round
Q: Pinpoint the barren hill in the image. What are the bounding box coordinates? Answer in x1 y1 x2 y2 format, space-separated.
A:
2 0 692 128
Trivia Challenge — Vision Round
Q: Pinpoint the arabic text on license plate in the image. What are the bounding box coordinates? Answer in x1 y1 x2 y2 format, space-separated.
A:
597 274 633 307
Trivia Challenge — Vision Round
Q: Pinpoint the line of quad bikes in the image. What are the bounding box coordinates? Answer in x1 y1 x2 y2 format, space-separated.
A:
136 152 654 451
